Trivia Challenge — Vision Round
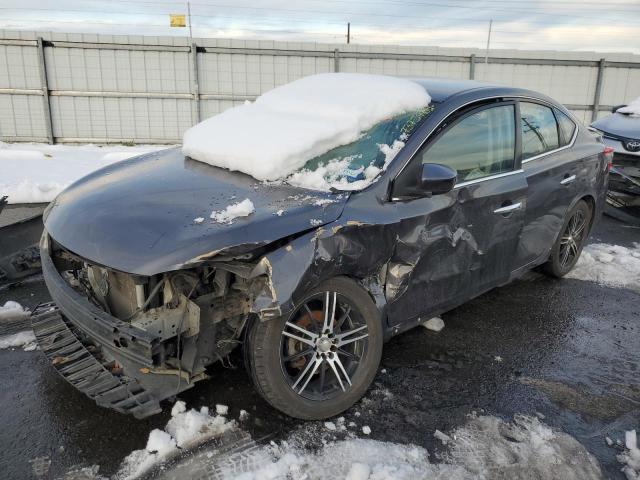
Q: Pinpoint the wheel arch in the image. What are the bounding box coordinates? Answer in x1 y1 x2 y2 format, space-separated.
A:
576 193 597 232
247 225 391 326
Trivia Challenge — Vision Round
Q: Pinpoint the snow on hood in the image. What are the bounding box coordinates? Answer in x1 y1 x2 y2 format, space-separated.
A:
616 97 640 117
182 73 431 181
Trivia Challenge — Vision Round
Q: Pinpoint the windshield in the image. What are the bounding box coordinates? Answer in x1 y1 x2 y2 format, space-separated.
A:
286 106 434 191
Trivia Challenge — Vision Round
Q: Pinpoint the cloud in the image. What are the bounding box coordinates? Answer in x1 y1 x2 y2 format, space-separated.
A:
1 0 639 53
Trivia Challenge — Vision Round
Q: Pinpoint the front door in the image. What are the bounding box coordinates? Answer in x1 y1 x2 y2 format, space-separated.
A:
388 101 526 322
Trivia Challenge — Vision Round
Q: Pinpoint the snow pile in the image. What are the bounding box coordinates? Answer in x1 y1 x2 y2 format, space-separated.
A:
203 414 601 480
618 430 640 480
209 198 255 224
567 243 640 291
182 73 430 182
0 331 37 351
0 301 29 321
617 97 640 116
218 438 441 480
443 414 601 479
0 142 168 204
116 400 235 479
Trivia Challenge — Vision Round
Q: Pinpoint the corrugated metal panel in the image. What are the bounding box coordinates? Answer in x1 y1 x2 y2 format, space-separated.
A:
0 44 41 89
50 96 191 141
0 92 47 138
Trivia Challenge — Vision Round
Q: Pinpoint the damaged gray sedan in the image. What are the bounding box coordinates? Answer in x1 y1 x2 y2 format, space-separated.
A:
34 76 609 420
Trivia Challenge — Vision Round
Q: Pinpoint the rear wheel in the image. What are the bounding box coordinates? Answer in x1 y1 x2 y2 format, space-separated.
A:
244 277 383 419
543 200 592 278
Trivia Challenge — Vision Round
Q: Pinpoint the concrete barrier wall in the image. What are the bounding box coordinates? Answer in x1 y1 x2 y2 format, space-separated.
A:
1 29 639 144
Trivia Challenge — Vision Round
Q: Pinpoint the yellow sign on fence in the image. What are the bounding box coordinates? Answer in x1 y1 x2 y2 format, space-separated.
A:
170 14 186 27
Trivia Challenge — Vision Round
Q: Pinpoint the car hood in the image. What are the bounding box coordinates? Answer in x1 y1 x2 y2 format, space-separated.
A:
44 148 348 276
591 112 640 140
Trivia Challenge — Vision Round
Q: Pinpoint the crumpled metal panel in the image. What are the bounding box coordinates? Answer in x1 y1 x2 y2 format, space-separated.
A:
248 191 481 333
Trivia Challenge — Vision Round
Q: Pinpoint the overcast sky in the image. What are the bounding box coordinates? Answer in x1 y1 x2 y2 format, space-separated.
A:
1 0 639 54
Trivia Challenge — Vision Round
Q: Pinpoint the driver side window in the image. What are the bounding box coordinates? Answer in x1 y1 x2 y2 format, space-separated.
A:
419 104 516 183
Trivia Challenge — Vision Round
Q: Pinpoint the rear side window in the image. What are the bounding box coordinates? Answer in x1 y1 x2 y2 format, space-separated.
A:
419 104 515 182
554 109 577 146
520 102 559 160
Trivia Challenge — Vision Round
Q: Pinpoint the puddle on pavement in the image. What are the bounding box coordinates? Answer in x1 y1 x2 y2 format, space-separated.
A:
519 376 640 421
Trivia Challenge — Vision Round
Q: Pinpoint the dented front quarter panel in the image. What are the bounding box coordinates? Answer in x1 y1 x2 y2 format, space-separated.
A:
250 183 476 336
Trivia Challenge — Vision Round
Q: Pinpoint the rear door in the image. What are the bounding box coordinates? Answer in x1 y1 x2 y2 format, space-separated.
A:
388 101 526 321
514 101 579 269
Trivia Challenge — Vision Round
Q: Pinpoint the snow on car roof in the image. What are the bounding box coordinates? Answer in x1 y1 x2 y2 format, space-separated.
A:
182 73 431 181
617 96 640 117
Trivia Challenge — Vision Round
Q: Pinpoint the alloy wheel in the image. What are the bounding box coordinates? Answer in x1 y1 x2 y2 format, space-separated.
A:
558 209 587 269
280 291 369 401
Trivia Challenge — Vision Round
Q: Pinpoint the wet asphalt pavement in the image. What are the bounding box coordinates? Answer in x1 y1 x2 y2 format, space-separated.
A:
0 215 638 480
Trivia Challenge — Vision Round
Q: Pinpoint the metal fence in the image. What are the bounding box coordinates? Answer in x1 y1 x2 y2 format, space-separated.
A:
2 29 640 144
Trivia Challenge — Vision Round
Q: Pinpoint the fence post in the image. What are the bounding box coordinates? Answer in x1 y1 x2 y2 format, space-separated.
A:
469 54 476 80
334 48 340 72
191 42 201 125
591 58 606 122
36 37 54 144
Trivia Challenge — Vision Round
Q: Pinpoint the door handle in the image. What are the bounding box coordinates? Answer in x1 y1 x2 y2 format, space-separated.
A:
560 174 576 185
493 202 522 214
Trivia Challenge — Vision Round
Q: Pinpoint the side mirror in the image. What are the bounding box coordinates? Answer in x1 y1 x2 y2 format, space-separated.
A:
612 104 627 113
419 163 457 195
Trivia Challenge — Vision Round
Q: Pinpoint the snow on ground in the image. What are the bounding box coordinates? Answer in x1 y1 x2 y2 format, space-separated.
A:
209 198 255 224
617 97 640 116
618 430 640 480
116 400 235 479
182 73 430 182
111 406 602 480
567 243 640 291
421 317 445 332
0 142 170 204
0 331 37 351
0 300 29 321
207 414 601 480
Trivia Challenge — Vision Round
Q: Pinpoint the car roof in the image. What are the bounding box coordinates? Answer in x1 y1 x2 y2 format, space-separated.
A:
406 77 547 104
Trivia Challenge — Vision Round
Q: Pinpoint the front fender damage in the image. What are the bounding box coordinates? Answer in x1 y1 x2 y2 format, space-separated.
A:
246 220 394 321
246 208 479 330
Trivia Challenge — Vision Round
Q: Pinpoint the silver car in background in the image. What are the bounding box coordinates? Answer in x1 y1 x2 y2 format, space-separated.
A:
591 103 640 223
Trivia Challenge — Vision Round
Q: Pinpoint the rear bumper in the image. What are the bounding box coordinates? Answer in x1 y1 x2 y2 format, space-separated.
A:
37 232 196 418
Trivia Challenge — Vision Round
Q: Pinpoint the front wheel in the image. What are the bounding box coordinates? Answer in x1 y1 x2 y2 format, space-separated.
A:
543 200 592 278
244 277 383 420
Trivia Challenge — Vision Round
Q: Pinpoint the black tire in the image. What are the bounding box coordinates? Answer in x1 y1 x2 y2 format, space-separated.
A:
543 200 592 278
244 276 383 420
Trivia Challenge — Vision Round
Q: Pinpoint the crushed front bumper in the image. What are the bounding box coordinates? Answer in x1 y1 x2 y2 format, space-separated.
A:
36 233 198 418
31 303 162 418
